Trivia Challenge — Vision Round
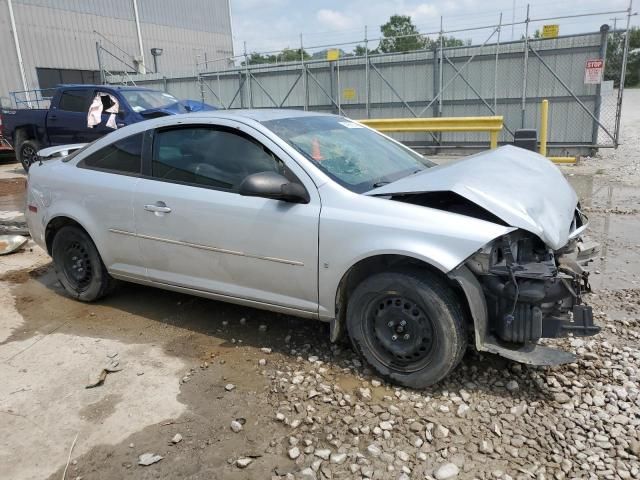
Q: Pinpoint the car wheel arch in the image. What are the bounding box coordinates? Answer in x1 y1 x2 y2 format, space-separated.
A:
45 216 96 256
331 253 471 343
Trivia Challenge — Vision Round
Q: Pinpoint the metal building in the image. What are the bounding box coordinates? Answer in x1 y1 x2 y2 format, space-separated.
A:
0 0 233 105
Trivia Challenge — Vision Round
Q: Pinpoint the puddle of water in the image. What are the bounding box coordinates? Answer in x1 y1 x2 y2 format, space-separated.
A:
565 174 640 291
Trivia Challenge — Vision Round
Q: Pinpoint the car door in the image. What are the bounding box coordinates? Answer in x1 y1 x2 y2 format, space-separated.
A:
47 89 92 145
73 131 146 278
133 120 321 315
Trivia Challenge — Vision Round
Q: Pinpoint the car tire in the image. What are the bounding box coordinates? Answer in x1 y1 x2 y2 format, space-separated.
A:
18 139 40 172
51 225 115 302
346 269 467 389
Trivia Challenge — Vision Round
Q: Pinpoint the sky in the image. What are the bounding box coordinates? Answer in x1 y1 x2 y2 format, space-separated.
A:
229 0 638 57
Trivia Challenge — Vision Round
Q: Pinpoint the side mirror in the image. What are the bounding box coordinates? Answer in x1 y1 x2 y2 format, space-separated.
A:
239 171 309 204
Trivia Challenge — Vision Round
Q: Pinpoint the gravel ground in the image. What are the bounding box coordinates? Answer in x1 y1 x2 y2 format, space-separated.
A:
0 91 639 480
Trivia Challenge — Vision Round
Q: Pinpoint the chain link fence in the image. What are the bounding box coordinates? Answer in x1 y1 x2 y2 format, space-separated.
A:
107 11 633 156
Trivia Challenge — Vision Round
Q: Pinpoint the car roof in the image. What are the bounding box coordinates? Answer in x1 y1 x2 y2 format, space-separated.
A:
57 84 156 92
181 109 336 123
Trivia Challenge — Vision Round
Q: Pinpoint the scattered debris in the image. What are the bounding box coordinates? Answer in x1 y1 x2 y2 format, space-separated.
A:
230 419 243 433
235 457 252 468
138 453 163 466
85 361 122 389
61 432 79 480
171 433 182 444
0 235 28 255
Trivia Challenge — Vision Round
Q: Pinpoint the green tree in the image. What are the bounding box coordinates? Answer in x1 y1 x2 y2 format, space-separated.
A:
354 45 379 56
242 48 310 66
442 36 465 47
279 47 311 62
605 27 640 87
379 15 431 53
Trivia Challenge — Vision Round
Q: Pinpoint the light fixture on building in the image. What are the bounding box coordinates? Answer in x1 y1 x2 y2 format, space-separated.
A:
150 48 163 73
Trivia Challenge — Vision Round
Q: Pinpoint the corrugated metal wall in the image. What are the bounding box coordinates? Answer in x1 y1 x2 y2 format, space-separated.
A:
117 32 607 152
0 0 232 105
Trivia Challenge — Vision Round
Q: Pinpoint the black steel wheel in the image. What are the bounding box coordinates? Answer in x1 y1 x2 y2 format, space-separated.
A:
364 294 437 372
51 225 115 302
19 140 40 172
60 239 94 292
346 269 467 388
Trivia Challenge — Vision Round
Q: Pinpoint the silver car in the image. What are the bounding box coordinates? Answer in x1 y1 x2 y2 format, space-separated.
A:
25 110 599 388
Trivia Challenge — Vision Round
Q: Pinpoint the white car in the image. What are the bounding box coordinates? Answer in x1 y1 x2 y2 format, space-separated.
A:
25 110 598 388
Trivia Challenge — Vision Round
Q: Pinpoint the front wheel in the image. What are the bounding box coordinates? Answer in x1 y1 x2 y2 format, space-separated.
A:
346 269 467 389
18 140 40 172
51 226 115 302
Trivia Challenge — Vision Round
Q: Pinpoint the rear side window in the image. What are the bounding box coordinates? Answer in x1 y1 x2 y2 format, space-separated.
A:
57 90 90 112
152 127 283 190
79 133 143 174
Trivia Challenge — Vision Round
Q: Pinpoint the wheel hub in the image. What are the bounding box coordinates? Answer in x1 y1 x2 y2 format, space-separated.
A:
21 145 38 168
370 296 434 366
63 242 92 288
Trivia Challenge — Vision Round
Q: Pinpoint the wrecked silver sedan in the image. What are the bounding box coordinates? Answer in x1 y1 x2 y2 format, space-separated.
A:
25 110 598 388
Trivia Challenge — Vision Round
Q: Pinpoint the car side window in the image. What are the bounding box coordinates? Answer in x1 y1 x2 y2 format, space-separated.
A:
79 133 143 174
152 127 284 191
57 90 90 113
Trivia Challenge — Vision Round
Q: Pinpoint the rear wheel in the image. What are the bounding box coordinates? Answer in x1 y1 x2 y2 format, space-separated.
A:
346 269 467 389
51 226 115 302
18 139 40 172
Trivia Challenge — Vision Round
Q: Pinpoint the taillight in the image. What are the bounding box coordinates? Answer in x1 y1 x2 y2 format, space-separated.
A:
28 205 37 213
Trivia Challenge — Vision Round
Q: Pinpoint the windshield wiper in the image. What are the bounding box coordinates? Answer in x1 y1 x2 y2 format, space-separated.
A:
372 181 390 188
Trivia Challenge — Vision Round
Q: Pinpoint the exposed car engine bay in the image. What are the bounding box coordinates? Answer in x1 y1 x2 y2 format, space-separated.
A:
465 227 599 345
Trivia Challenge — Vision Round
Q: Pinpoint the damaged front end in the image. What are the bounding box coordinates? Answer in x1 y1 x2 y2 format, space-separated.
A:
449 217 600 366
466 229 598 345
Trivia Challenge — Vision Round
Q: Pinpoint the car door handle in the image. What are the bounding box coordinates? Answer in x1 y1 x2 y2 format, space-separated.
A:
144 202 172 213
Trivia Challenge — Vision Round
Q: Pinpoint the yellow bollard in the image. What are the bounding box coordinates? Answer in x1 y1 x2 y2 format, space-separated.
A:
490 130 498 149
539 99 549 156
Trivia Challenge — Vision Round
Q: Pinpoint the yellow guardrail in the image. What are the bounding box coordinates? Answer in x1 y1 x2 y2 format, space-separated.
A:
358 116 504 149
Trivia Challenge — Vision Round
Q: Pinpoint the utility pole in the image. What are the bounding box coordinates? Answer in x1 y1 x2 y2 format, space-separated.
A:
610 17 621 32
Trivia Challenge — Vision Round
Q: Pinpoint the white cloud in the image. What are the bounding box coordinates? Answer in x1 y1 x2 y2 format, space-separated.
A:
316 9 356 30
405 3 439 23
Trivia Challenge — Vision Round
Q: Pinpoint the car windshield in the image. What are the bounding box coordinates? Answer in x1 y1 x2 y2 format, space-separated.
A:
121 90 182 112
262 116 434 193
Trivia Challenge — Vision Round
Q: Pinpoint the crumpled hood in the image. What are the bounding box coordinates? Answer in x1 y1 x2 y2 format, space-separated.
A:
367 145 578 250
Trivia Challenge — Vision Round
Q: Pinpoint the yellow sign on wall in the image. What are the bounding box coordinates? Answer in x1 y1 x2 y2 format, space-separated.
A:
326 49 340 61
342 88 356 100
542 24 559 38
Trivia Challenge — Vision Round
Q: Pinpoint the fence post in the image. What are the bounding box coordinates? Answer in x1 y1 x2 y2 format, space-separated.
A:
432 43 439 121
438 17 444 118
520 4 530 128
244 41 253 108
437 17 444 151
614 0 633 148
493 13 502 113
238 71 244 108
365 26 370 118
591 24 609 148
300 34 308 111
198 73 205 104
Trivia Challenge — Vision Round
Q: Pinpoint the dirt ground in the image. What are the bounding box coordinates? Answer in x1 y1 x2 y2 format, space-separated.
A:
1 91 639 480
